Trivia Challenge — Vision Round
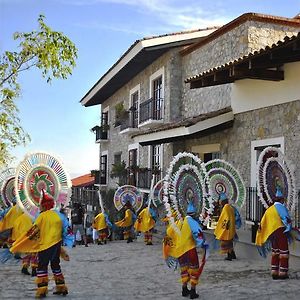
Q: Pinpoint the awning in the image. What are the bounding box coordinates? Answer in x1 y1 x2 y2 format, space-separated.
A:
133 108 234 146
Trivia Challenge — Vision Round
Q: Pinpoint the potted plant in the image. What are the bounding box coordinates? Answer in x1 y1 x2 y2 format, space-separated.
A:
114 102 128 127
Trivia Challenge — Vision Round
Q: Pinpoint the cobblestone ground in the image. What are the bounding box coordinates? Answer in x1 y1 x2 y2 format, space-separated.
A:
0 236 300 300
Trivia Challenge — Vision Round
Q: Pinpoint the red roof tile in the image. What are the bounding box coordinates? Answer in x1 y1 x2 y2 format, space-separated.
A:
71 174 95 187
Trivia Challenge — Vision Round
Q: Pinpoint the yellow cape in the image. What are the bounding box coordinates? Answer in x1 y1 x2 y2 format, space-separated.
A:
255 205 283 246
11 213 33 241
134 208 155 232
214 204 236 241
11 210 62 253
163 217 196 259
115 209 133 228
0 205 23 232
93 212 107 231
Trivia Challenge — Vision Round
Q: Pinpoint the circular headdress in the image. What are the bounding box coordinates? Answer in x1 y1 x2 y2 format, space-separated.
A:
0 168 16 207
149 179 164 208
257 147 296 211
15 152 72 219
113 185 143 212
163 152 213 226
205 159 246 209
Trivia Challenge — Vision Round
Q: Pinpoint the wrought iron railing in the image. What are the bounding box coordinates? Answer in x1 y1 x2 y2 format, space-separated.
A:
95 127 108 141
120 111 138 131
246 187 300 227
123 168 162 189
139 97 163 123
246 187 265 224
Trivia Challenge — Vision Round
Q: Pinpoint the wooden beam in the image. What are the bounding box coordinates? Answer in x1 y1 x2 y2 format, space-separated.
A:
234 68 284 81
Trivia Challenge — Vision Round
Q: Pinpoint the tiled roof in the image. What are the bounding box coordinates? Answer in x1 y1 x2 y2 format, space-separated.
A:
71 173 95 187
181 12 300 56
133 107 232 137
185 32 300 83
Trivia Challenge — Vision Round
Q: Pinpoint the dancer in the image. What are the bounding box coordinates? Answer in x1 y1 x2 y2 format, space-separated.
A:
71 203 88 247
115 201 136 243
92 208 112 245
134 201 157 245
214 192 241 261
255 147 297 280
0 200 23 247
10 190 71 298
163 201 209 299
256 188 292 279
12 211 38 276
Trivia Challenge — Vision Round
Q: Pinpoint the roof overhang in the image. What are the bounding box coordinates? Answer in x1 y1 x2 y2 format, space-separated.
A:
185 32 300 89
80 28 218 107
133 111 234 146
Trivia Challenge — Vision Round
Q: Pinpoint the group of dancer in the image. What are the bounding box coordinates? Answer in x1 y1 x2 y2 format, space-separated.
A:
0 152 74 298
1 148 299 299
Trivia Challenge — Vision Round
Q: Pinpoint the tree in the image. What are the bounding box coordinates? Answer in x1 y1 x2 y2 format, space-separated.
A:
0 14 78 167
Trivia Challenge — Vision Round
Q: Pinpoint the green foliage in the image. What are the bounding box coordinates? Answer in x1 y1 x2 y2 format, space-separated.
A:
114 102 128 127
0 14 78 167
110 160 127 179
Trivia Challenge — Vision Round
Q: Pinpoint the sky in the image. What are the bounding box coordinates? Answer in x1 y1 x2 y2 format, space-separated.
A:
1 0 299 178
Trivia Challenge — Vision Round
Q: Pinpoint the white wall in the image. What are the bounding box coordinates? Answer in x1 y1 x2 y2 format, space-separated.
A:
232 62 300 114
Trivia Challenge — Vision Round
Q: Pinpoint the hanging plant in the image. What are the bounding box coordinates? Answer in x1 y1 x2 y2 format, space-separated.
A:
114 102 128 127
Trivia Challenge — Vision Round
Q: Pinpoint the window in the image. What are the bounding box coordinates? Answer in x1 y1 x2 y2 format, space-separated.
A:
130 91 139 127
151 145 161 169
114 153 122 165
100 154 108 185
203 152 221 163
101 111 108 126
191 144 221 163
128 149 137 168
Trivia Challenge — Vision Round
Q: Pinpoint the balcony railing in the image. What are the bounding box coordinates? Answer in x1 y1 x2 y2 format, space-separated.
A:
246 187 300 227
92 126 108 142
139 97 163 124
93 170 107 185
246 187 266 224
120 111 139 131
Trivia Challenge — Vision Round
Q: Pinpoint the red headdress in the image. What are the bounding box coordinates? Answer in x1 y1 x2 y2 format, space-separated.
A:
39 189 55 211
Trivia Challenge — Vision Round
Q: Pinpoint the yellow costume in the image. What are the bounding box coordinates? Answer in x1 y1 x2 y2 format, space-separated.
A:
115 207 136 243
134 207 156 245
11 212 33 241
93 212 111 244
93 212 107 231
255 204 283 246
214 203 236 241
134 208 155 232
11 210 62 254
11 212 38 275
0 205 23 233
115 208 134 228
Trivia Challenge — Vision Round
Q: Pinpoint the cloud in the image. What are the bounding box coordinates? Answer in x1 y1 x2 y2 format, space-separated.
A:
60 0 230 32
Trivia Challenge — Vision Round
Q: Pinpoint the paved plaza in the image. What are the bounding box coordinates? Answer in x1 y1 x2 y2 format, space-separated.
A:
0 234 300 300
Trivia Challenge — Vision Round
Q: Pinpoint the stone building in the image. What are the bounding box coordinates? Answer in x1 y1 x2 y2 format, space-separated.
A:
81 12 300 231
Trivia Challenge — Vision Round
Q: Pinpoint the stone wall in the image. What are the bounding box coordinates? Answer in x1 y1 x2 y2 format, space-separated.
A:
181 21 300 119
100 48 181 188
179 100 300 219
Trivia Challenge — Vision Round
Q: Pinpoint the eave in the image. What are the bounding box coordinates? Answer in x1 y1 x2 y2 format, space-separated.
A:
80 28 218 107
133 108 233 146
185 32 300 89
